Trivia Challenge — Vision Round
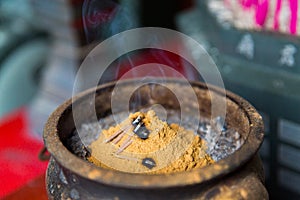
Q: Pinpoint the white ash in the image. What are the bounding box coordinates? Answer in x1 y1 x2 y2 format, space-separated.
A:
196 117 244 161
78 123 102 145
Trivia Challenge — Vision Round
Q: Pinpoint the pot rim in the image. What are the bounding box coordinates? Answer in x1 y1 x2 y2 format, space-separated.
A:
43 78 264 189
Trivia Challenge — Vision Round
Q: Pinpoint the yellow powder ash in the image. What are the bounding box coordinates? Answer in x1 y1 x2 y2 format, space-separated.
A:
88 110 214 174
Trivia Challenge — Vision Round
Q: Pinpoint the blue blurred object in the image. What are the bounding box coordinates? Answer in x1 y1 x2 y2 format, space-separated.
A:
0 39 49 117
0 0 49 117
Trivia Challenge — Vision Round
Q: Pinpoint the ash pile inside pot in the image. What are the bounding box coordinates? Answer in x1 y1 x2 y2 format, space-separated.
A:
68 111 244 162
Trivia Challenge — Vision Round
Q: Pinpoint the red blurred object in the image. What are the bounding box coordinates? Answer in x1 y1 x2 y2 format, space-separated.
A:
0 108 48 198
116 49 199 81
2 174 47 200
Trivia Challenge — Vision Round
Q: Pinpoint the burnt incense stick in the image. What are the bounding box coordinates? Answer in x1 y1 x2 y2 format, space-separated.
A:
115 136 133 154
104 124 131 143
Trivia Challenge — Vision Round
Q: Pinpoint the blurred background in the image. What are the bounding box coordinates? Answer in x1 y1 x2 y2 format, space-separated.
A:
0 0 299 199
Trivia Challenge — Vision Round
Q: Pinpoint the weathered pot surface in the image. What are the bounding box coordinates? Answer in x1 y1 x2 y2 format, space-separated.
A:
44 78 268 199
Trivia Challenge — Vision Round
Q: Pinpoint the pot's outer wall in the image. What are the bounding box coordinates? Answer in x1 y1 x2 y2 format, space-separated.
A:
46 155 267 199
44 79 268 199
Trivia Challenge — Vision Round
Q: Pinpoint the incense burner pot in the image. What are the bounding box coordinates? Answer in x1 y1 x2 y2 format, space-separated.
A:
43 79 268 199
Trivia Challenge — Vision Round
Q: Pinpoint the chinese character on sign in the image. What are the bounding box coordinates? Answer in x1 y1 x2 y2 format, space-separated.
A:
236 34 254 59
279 44 297 67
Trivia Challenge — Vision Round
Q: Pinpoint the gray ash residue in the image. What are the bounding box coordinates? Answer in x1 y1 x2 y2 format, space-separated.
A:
196 116 244 161
165 111 244 161
67 132 91 160
67 110 244 162
68 124 102 159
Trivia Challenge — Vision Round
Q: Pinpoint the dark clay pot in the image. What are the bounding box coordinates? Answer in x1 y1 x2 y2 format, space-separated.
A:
43 79 268 199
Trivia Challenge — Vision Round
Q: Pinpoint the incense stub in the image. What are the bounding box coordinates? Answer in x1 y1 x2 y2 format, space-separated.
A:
87 110 214 174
